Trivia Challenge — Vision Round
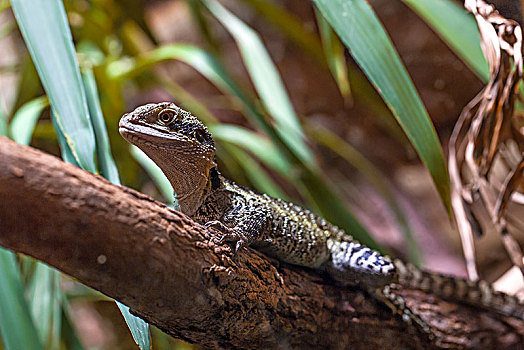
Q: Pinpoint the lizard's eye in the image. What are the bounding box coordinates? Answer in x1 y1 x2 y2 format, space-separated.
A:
195 129 207 143
158 110 175 124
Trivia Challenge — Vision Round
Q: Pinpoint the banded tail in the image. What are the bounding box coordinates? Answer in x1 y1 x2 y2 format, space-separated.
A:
394 259 524 320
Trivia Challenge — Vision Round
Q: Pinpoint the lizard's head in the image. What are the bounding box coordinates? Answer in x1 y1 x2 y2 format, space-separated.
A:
119 102 220 215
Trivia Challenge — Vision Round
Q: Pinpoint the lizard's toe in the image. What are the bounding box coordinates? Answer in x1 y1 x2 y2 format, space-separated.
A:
234 239 247 254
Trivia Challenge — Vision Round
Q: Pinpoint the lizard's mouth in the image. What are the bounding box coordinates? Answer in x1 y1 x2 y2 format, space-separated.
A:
118 122 190 147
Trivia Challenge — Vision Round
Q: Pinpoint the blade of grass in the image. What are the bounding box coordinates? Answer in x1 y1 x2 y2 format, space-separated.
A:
5 95 61 349
401 0 489 82
11 0 96 172
51 116 81 166
116 304 151 350
109 45 376 248
314 0 451 215
82 69 120 183
9 96 49 145
201 1 380 247
307 124 422 265
185 0 220 53
315 9 352 101
81 70 151 350
223 144 287 199
210 124 290 174
205 0 315 167
26 263 62 350
0 248 42 350
12 2 152 346
10 56 43 114
108 44 287 155
241 0 325 64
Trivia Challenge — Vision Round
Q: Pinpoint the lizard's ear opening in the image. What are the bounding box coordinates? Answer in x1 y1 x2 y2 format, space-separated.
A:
210 166 221 190
195 129 207 143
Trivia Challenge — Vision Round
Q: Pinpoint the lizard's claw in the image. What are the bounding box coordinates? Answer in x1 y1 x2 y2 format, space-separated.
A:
235 240 245 254
205 220 247 255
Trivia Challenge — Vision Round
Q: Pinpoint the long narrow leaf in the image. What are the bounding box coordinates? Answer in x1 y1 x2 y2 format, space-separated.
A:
315 9 352 100
81 70 151 349
116 304 151 350
26 263 62 350
242 0 325 64
210 124 290 174
0 248 42 350
51 115 81 167
9 96 48 145
82 69 120 183
11 0 96 172
402 0 489 82
4 94 58 350
224 144 287 199
314 0 451 215
8 95 60 349
108 44 376 248
307 124 422 265
108 45 282 150
205 0 315 167
12 2 151 347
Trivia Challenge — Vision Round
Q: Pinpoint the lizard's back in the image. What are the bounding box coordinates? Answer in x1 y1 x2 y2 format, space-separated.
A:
195 178 397 287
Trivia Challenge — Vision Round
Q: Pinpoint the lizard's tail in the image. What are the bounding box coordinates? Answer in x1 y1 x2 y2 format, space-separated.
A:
393 259 524 320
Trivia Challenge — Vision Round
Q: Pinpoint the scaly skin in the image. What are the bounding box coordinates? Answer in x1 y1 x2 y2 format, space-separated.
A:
119 102 524 331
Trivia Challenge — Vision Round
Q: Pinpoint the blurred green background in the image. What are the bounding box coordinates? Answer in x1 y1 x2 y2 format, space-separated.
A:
0 0 518 349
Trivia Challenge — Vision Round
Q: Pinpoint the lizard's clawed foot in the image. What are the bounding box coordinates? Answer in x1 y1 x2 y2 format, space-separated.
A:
205 220 247 254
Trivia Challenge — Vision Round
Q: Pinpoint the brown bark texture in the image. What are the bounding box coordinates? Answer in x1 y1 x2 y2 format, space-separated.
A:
0 136 522 349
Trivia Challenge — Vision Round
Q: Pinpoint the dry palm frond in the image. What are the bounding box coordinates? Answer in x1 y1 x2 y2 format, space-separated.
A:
449 0 524 282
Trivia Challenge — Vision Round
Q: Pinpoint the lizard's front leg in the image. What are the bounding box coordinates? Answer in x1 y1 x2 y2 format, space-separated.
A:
207 205 271 253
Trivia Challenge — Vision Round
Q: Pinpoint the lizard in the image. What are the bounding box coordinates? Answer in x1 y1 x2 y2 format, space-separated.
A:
119 102 524 335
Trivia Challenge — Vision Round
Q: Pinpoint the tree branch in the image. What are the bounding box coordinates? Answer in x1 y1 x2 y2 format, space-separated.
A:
0 136 522 349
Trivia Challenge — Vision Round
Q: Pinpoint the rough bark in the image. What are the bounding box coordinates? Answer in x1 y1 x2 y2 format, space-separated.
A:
0 136 522 349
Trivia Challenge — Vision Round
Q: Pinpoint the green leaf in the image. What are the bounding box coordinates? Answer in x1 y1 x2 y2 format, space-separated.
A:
402 0 489 82
315 9 352 100
11 0 97 172
51 114 81 167
0 248 42 350
81 69 120 184
26 263 62 350
108 44 280 151
83 67 151 350
224 144 287 199
9 96 49 145
314 0 451 215
11 2 152 347
307 124 422 265
210 124 290 174
130 145 175 205
109 42 375 248
241 0 325 64
116 304 151 350
205 0 315 167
